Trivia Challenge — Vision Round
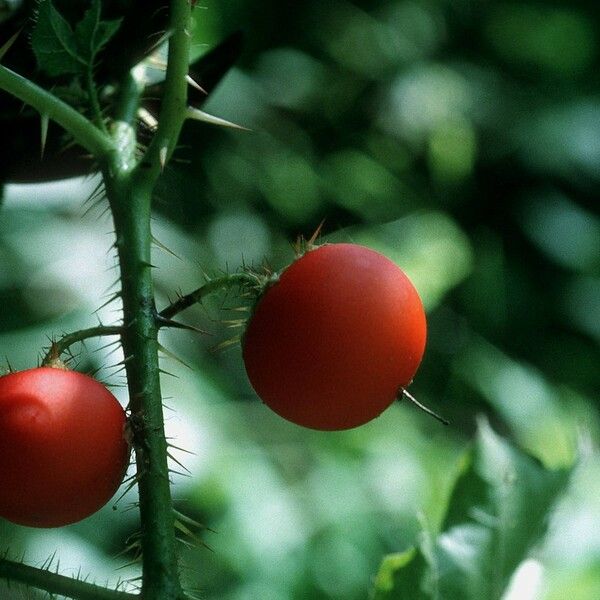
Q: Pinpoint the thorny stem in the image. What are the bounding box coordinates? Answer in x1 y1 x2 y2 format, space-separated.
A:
136 0 191 184
42 325 123 365
0 64 114 158
0 556 137 600
101 2 193 599
86 65 108 134
105 174 184 600
159 272 257 320
115 70 144 126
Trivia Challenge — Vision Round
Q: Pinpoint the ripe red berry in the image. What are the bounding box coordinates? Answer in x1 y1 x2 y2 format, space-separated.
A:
242 243 427 430
0 367 130 527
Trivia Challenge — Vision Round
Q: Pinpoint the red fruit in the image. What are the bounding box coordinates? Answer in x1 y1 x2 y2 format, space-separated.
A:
242 243 427 430
0 367 130 527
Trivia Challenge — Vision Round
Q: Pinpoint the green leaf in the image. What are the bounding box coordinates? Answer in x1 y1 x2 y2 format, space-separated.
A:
31 0 121 77
429 417 572 600
372 548 429 600
370 419 573 600
74 0 122 65
31 0 84 76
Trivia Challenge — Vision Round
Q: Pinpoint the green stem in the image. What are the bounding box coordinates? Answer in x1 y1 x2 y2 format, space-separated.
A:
86 66 108 134
115 70 144 125
103 3 192 598
42 325 123 365
105 173 182 600
0 557 137 600
159 272 257 320
0 64 114 158
137 0 191 181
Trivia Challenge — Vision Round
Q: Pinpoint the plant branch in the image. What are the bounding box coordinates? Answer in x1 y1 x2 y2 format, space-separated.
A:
94 4 193 600
108 70 144 174
86 65 108 134
136 0 192 182
42 325 123 365
0 64 114 158
0 556 138 600
159 272 257 320
104 178 182 600
115 70 144 125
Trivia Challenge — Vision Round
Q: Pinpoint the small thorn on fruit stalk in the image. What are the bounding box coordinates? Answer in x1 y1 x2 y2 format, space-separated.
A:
399 388 449 426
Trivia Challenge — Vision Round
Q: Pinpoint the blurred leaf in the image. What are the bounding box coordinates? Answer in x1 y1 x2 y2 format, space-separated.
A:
515 101 600 182
372 420 572 600
372 547 429 600
517 191 600 273
545 563 600 600
457 336 585 468
432 418 572 599
486 4 596 77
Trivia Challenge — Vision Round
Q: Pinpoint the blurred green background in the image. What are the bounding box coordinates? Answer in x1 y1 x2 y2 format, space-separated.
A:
1 0 599 599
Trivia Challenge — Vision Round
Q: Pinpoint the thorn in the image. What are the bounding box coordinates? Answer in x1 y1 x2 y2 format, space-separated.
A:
151 234 181 260
400 388 449 426
167 441 196 456
156 314 209 334
39 114 49 159
221 318 246 329
94 291 122 313
308 219 326 247
159 143 168 171
159 368 179 378
147 28 174 55
186 74 207 95
0 29 21 62
211 336 241 353
185 106 250 131
167 450 191 474
137 107 158 131
157 342 193 370
173 508 209 530
227 305 250 312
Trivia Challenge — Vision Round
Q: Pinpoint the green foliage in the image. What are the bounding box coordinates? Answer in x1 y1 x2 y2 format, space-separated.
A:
32 0 121 76
372 419 573 600
73 0 122 68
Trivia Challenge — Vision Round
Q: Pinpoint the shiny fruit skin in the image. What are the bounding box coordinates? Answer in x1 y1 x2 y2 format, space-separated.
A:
242 244 427 430
0 367 129 527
